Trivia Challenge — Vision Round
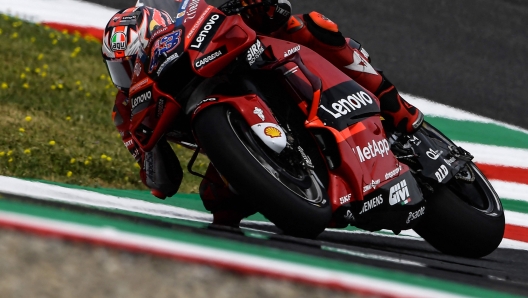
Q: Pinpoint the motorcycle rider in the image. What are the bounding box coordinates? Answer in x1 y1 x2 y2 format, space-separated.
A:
102 1 424 227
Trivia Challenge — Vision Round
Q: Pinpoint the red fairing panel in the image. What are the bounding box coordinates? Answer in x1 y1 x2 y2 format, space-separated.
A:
186 8 257 78
256 36 409 208
191 94 279 128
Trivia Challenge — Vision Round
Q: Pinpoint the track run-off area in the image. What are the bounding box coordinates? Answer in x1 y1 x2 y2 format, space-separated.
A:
1 0 528 297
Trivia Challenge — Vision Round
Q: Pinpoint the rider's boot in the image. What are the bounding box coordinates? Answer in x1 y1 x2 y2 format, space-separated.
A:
274 12 424 134
199 163 257 227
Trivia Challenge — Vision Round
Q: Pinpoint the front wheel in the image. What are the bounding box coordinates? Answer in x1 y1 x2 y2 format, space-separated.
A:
413 162 505 258
193 105 332 238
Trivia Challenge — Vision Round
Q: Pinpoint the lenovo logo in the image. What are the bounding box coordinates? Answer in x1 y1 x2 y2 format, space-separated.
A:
320 91 374 119
190 14 222 51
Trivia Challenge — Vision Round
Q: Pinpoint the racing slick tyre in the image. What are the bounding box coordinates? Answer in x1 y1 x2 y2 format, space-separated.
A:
413 162 505 258
194 105 332 238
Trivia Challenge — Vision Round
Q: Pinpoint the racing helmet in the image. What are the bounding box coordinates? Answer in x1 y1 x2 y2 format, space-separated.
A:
102 6 173 91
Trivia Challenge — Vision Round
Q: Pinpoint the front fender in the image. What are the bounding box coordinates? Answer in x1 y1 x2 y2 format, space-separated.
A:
191 94 288 154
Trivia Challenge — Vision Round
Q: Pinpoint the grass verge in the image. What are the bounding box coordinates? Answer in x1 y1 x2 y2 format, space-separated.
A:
0 14 208 193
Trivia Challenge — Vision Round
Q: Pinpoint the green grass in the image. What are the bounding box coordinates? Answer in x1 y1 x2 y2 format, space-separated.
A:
0 15 208 193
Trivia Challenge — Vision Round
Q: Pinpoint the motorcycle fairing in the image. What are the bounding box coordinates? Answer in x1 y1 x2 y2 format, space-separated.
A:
186 8 258 78
129 80 182 151
350 171 426 231
317 81 381 131
191 93 288 154
253 37 415 208
407 124 470 184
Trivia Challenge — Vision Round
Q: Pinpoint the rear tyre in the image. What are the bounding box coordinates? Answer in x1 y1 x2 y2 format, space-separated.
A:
194 105 332 238
414 162 505 258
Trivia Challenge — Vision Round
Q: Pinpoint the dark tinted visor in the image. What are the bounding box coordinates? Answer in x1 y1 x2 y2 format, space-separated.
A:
104 58 135 90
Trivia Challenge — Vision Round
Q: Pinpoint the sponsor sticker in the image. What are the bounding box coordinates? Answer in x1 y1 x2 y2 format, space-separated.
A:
121 15 136 21
149 29 182 73
186 6 212 38
355 139 390 163
339 193 352 204
129 78 150 94
344 51 378 75
319 91 375 119
284 45 300 57
184 0 201 23
363 179 380 193
389 179 410 206
111 32 127 51
253 107 265 121
359 194 383 214
157 52 180 76
426 148 442 160
194 46 226 69
190 14 225 52
385 165 402 180
264 126 282 138
406 206 425 224
435 164 449 183
131 89 152 111
246 39 265 66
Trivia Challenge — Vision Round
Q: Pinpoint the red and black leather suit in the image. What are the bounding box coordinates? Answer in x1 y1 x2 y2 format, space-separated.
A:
112 1 424 227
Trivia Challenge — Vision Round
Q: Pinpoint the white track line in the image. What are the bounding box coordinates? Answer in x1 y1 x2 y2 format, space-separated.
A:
0 0 115 27
0 176 527 251
454 142 528 168
0 210 468 298
403 93 528 135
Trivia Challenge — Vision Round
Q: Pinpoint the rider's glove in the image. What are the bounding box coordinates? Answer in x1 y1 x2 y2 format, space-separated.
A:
240 0 291 34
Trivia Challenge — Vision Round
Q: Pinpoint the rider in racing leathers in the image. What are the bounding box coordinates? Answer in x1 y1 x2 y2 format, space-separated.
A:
103 1 424 228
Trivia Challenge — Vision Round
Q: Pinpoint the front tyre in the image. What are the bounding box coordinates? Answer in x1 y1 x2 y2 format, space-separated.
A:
414 162 505 258
194 105 332 238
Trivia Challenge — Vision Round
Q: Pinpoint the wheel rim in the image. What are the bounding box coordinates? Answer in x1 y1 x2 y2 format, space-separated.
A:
226 109 326 206
447 163 503 216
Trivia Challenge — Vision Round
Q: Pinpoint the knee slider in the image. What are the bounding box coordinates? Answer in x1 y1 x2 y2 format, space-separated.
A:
304 11 345 47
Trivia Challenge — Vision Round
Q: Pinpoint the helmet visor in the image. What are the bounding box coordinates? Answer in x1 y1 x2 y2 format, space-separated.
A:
105 58 135 90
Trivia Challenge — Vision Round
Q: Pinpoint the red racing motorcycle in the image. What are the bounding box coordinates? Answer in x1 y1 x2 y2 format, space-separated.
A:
130 0 504 258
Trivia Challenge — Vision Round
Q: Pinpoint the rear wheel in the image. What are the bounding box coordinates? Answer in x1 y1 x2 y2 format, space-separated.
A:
194 105 332 238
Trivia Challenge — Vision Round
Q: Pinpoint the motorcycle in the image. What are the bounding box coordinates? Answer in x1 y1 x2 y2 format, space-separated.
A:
129 0 504 258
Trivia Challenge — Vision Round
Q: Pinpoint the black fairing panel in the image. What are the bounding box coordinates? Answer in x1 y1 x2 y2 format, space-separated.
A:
350 171 426 231
317 81 380 131
407 128 468 185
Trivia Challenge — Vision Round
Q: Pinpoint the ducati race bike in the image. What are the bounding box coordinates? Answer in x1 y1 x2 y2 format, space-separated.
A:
129 0 504 258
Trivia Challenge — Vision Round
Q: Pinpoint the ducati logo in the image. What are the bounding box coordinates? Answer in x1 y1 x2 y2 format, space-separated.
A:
253 107 265 121
344 51 378 75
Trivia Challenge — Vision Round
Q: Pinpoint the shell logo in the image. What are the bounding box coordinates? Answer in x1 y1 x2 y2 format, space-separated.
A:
264 126 282 138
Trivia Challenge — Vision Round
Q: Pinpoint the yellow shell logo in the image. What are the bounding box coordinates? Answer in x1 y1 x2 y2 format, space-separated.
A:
264 126 282 138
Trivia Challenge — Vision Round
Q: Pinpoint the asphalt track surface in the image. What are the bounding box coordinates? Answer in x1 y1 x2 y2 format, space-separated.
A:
8 193 528 296
43 0 528 295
